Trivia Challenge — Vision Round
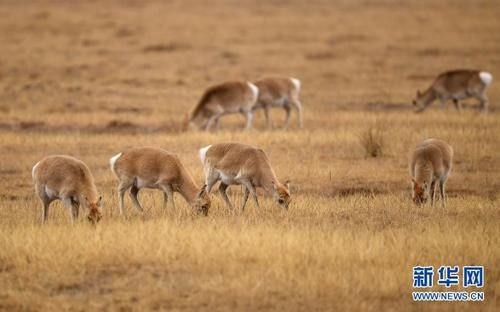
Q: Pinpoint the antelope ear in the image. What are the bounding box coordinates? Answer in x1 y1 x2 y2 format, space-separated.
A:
417 89 421 97
198 184 207 196
284 180 291 190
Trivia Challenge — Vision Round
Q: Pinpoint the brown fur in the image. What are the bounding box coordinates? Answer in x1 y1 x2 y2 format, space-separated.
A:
188 80 259 131
200 142 291 210
409 138 453 207
253 76 303 129
413 69 492 113
32 155 102 224
110 147 210 215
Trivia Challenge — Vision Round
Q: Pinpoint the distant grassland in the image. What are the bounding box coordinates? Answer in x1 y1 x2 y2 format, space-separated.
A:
1 0 499 310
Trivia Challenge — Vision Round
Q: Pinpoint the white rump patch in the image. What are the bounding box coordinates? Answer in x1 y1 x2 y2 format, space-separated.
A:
479 72 493 86
247 82 259 101
32 161 40 180
199 145 211 164
109 153 122 175
290 77 301 91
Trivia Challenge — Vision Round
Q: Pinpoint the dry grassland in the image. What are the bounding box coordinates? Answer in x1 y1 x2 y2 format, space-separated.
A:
0 0 499 311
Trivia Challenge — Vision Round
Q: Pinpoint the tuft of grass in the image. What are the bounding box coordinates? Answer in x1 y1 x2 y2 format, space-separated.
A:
359 120 384 158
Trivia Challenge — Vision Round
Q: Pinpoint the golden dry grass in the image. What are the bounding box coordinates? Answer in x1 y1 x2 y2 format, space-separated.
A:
0 0 499 311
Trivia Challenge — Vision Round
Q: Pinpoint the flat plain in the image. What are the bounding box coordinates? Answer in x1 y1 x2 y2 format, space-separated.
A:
0 0 499 311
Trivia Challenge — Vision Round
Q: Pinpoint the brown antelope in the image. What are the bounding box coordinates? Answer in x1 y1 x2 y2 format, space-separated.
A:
413 70 493 113
32 155 102 224
409 138 453 207
199 142 291 211
187 80 259 131
253 76 303 129
110 147 210 216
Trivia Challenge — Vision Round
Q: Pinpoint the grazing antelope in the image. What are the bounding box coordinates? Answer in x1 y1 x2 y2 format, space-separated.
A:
413 69 493 113
253 76 303 129
409 138 453 207
199 142 291 211
110 147 210 216
32 155 102 224
187 80 259 131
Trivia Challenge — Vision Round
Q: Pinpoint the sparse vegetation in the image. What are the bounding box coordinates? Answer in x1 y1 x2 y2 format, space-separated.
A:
359 120 385 158
0 0 499 311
